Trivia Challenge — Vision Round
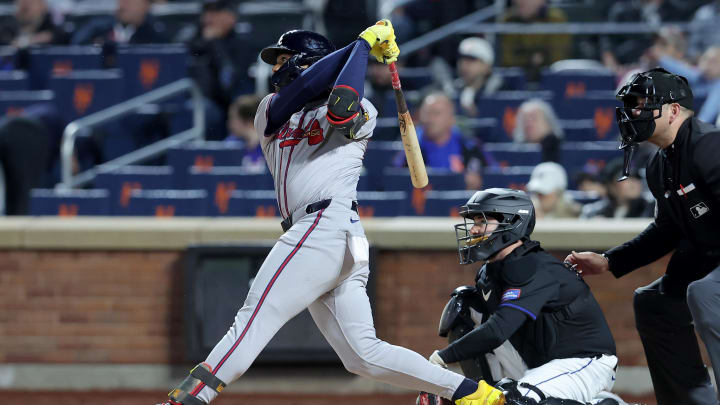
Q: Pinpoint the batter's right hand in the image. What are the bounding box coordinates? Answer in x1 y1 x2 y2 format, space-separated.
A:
564 251 609 276
360 19 395 51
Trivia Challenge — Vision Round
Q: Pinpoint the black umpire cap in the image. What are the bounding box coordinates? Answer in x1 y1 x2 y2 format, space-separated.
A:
620 67 694 110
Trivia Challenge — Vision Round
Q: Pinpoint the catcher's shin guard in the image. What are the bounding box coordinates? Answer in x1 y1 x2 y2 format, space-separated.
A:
167 362 226 405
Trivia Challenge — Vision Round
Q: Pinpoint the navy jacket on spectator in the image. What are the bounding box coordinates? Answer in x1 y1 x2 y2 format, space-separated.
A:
72 16 168 45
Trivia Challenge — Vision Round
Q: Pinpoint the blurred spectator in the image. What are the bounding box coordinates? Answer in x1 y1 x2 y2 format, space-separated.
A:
224 94 264 171
658 46 720 123
580 158 654 219
645 25 688 66
600 0 684 70
688 0 720 60
186 0 254 122
454 37 509 116
72 0 168 45
323 1 372 48
526 161 580 219
498 0 571 82
0 115 51 215
364 61 397 119
393 92 486 190
513 98 563 163
575 171 607 198
0 0 68 47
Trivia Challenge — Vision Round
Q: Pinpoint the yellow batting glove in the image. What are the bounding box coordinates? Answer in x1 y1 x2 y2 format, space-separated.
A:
359 19 395 50
454 380 505 405
381 39 400 64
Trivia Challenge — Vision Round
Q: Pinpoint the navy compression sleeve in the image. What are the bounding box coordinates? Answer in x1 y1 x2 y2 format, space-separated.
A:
332 39 370 99
265 40 369 134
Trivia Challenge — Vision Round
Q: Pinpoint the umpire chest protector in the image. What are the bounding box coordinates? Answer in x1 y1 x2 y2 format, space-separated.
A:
646 118 720 252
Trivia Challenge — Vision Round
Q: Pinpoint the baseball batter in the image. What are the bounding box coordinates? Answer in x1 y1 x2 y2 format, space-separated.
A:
162 21 504 405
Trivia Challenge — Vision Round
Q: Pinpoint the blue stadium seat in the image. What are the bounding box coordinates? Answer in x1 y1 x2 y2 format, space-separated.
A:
364 141 403 190
423 190 476 217
399 67 434 90
29 189 110 216
494 67 527 91
124 189 208 217
116 45 189 98
540 70 615 100
356 191 407 217
382 167 465 192
482 166 533 190
357 173 372 191
560 120 610 142
48 69 124 122
167 142 246 188
560 141 620 183
225 190 278 217
483 143 542 167
476 91 553 141
28 46 103 90
464 117 498 141
94 166 174 215
0 71 29 91
186 166 274 216
0 90 54 116
554 90 617 120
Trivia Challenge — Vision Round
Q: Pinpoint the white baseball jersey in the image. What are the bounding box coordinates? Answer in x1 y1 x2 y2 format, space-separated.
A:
254 94 377 219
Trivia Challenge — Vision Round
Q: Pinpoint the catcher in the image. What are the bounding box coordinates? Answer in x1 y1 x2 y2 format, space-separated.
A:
419 188 621 405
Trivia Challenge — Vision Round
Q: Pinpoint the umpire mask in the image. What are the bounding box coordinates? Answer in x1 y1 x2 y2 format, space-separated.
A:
615 68 693 180
455 188 535 265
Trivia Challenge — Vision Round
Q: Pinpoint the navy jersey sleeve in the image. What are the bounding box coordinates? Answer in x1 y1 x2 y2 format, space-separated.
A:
265 40 370 134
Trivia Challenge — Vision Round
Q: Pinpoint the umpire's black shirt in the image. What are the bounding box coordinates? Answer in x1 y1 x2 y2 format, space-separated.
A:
439 241 616 369
605 118 720 285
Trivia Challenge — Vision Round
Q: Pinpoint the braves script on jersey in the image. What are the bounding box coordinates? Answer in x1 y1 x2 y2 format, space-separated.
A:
255 94 377 218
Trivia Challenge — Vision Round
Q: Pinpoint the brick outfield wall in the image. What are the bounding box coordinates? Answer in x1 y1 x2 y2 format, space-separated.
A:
0 249 671 366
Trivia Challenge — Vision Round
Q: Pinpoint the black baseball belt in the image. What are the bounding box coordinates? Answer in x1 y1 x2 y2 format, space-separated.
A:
281 198 358 232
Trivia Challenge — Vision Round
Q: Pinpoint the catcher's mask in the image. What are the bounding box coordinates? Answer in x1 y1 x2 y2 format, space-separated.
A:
615 67 692 180
260 30 335 91
455 188 535 265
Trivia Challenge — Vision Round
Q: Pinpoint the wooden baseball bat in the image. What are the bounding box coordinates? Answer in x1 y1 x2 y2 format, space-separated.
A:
388 62 428 189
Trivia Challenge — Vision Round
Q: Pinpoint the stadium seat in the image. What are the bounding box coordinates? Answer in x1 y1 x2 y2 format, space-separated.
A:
554 90 617 124
364 141 403 190
483 143 542 167
0 90 54 117
28 46 103 90
225 189 279 217
29 188 110 216
167 142 246 188
116 45 189 98
0 71 29 91
422 190 476 217
560 141 620 184
186 166 274 215
124 189 208 217
48 69 124 122
482 166 534 190
540 70 615 101
356 191 407 217
494 67 527 91
475 91 553 141
560 119 618 142
382 167 465 192
94 166 174 215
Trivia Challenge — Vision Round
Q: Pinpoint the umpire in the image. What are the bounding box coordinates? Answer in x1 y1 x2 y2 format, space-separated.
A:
567 67 720 405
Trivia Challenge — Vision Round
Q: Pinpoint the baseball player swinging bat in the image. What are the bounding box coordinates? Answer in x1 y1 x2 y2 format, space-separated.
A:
389 62 429 188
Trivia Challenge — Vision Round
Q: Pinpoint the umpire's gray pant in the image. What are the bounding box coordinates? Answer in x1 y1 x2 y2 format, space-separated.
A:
634 265 720 405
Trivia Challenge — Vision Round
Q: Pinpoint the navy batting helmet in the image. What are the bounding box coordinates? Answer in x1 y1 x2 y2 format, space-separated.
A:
454 188 535 265
260 30 336 90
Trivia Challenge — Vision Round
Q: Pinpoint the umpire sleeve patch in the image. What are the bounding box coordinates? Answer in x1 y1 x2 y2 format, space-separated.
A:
501 289 521 302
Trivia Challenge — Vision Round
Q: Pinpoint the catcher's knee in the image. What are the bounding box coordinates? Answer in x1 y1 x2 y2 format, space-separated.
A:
167 362 226 405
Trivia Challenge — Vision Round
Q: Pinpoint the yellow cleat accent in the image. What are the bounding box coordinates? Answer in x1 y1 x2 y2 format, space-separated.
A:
454 380 505 405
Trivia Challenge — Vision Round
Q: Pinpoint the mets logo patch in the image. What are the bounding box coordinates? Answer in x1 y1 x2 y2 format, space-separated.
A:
502 289 521 302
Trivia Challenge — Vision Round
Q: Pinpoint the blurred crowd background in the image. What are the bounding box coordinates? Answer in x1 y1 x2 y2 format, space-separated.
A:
0 0 717 219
